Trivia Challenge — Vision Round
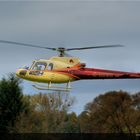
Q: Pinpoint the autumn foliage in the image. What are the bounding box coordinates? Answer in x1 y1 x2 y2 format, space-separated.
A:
0 74 140 133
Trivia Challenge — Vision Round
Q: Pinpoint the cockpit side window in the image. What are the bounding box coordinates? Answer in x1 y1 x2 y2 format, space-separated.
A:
32 62 47 71
48 63 53 70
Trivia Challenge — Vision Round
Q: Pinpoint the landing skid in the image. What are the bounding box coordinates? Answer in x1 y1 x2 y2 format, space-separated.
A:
32 82 71 92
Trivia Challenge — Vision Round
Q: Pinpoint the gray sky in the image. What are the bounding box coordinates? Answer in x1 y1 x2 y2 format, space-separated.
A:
0 1 140 114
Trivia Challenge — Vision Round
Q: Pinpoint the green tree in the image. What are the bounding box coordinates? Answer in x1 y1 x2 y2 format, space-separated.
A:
0 73 27 132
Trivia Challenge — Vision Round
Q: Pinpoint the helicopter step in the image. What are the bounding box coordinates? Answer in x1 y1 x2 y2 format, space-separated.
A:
32 81 71 92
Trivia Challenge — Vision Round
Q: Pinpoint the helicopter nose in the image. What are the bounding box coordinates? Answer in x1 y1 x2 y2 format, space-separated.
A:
16 69 20 77
16 69 27 77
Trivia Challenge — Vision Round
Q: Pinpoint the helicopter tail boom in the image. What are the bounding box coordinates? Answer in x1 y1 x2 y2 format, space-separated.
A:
57 68 140 80
65 68 140 80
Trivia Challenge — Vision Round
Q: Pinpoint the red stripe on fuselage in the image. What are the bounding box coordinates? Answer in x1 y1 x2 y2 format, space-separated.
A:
58 68 140 80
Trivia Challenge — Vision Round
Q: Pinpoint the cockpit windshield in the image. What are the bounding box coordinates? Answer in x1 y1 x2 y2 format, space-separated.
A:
23 66 29 70
32 62 47 70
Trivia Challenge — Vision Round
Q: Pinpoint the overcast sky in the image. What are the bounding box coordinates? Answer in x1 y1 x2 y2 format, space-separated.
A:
0 1 140 114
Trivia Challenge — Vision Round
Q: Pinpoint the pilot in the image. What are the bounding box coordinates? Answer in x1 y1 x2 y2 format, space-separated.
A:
37 65 42 70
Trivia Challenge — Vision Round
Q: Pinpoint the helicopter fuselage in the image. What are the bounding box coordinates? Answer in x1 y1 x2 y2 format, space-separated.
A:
16 61 140 84
15 56 140 92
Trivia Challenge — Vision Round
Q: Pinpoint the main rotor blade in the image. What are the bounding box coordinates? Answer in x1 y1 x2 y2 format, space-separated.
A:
66 45 123 51
0 40 56 50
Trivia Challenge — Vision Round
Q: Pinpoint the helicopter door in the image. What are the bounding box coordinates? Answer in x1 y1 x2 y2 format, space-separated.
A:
48 63 53 70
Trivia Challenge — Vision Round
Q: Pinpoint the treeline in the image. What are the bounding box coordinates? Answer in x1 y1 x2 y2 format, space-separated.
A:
0 74 140 133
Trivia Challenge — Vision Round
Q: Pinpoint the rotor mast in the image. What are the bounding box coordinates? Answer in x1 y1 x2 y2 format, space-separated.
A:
57 48 65 57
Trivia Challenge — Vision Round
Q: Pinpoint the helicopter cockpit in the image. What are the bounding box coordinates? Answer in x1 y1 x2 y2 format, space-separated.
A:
22 66 29 70
30 61 54 71
32 62 47 70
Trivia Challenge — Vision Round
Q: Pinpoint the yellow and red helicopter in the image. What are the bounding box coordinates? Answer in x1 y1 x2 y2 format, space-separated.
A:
0 40 140 92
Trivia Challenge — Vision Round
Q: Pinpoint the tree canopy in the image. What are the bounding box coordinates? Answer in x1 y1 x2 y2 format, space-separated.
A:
80 90 140 133
0 73 27 132
0 74 140 133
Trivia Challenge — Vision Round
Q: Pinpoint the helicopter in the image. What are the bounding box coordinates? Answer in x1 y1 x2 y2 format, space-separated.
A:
0 40 140 92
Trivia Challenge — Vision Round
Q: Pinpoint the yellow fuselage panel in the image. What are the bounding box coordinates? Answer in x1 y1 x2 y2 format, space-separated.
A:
16 69 75 83
34 57 80 70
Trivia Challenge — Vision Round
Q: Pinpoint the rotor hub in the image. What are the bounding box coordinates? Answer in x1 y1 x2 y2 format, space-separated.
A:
57 47 66 57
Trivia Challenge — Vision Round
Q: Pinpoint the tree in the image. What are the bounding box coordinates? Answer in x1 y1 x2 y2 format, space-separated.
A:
79 111 92 133
0 73 27 132
79 90 140 133
14 92 76 133
58 112 80 133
